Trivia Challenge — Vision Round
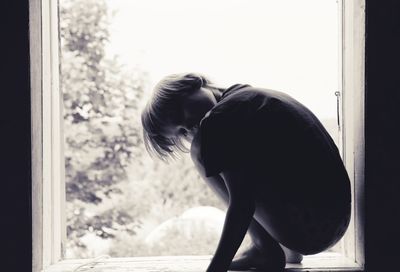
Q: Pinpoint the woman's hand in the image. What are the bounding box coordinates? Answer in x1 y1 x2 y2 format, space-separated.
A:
205 169 256 272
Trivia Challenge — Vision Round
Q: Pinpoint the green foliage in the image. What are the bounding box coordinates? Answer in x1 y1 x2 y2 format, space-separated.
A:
61 0 144 203
61 0 224 258
61 0 148 256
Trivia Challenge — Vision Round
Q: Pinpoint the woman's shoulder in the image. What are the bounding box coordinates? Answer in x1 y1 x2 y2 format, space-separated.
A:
196 84 280 135
190 98 256 178
199 85 257 123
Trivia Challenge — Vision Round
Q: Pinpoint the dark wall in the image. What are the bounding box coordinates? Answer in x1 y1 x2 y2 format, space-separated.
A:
365 0 400 271
1 1 32 272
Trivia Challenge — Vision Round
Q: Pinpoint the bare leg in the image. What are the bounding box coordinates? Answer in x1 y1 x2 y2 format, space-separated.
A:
202 174 301 270
230 219 302 269
230 220 285 271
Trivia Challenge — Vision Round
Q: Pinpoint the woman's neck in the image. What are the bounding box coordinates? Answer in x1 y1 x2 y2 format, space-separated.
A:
211 87 225 102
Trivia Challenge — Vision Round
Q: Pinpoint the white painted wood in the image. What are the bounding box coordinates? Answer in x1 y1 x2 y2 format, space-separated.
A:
43 253 362 272
340 0 355 261
341 0 365 268
336 0 346 255
42 0 53 266
48 0 67 262
349 0 365 267
43 0 65 265
31 0 65 271
30 0 43 271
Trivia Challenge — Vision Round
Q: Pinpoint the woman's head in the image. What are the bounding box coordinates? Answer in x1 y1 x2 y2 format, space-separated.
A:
141 73 221 160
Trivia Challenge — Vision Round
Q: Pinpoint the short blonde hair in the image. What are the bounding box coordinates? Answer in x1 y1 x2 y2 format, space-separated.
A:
141 73 218 160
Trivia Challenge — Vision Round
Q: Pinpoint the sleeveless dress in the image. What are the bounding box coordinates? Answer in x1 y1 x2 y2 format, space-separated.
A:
194 84 351 254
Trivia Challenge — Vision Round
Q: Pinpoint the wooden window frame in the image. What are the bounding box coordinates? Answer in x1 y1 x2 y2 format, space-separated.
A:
31 0 66 271
30 0 365 271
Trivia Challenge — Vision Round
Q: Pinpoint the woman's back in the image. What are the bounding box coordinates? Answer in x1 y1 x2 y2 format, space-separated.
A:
194 84 351 253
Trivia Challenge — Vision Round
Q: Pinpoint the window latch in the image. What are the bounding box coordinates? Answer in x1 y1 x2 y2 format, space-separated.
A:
335 91 341 131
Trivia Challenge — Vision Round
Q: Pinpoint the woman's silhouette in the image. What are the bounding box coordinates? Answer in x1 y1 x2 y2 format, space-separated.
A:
141 73 351 272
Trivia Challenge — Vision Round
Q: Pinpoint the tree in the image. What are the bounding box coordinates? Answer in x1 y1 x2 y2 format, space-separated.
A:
60 0 148 257
61 0 224 258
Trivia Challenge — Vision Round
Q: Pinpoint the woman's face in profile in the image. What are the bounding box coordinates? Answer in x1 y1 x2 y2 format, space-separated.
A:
164 87 217 142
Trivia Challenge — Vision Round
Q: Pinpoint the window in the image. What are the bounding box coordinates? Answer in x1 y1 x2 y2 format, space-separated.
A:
31 0 365 271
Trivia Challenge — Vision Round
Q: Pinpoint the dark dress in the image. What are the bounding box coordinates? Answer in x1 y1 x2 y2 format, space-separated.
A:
194 84 351 254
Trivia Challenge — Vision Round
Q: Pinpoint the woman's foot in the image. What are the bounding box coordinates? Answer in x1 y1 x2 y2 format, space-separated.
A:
229 243 286 271
280 244 303 264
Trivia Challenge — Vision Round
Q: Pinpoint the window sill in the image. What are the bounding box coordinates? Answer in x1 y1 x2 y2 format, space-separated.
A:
44 252 363 272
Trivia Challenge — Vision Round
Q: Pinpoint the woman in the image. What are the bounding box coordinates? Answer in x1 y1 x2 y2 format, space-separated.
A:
141 73 351 272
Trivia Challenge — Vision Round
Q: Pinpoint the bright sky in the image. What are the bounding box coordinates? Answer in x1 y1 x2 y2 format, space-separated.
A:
106 0 340 119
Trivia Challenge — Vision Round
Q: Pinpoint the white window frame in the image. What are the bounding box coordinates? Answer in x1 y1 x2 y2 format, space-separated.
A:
30 0 365 271
31 0 66 271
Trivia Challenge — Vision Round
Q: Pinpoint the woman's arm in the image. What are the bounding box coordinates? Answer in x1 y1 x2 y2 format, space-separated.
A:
206 168 256 272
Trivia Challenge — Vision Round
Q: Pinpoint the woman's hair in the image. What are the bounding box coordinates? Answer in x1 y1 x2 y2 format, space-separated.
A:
141 73 218 161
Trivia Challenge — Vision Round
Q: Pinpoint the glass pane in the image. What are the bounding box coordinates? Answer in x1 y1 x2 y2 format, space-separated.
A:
60 0 342 258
